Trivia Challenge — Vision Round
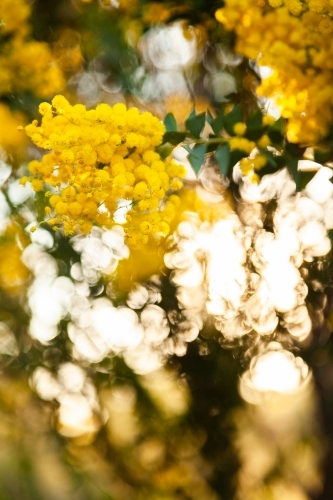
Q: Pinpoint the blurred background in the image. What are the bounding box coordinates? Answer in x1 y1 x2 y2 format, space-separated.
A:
1 0 333 499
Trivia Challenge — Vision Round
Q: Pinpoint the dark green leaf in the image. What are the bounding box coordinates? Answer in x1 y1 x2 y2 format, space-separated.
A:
224 105 243 136
267 117 285 144
287 159 301 190
256 164 276 178
300 171 316 188
206 109 214 125
284 142 306 157
186 111 206 138
275 155 287 168
246 109 263 129
186 108 196 121
182 144 192 153
230 149 248 168
214 144 230 177
314 149 332 164
156 144 174 159
162 131 186 145
188 144 208 175
271 116 284 132
245 127 265 142
163 113 177 132
328 229 333 243
210 113 225 136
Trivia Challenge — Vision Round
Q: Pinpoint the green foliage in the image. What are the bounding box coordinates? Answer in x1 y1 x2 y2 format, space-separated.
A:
214 144 230 177
162 131 187 145
185 109 207 138
163 113 178 132
267 117 285 144
187 144 208 174
207 110 224 136
223 105 243 136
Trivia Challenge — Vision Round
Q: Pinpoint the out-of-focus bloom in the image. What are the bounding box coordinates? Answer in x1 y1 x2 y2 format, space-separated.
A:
0 104 27 160
53 30 84 74
216 0 333 144
142 2 172 24
0 0 31 37
0 38 65 98
0 0 65 98
0 221 30 296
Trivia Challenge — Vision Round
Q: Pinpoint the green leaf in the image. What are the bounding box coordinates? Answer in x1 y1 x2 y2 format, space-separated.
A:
230 149 248 168
245 107 264 140
210 113 225 136
246 109 263 129
300 171 316 188
214 144 230 177
206 109 214 125
271 116 284 132
224 105 243 136
186 108 196 121
274 155 286 168
314 149 332 164
284 142 306 157
185 110 206 138
163 113 177 132
328 229 333 243
267 117 285 144
156 144 174 159
287 159 301 190
188 144 207 175
246 127 265 142
162 131 186 145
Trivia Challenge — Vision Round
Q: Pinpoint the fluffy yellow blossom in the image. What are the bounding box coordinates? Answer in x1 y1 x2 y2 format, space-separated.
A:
229 137 255 154
233 122 247 136
252 155 267 170
0 104 27 160
0 0 30 37
240 153 268 177
216 0 333 144
240 158 253 176
0 0 65 98
24 96 185 246
257 134 271 149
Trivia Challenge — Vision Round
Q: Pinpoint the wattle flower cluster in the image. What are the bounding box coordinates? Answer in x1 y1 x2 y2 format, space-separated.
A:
230 120 273 182
22 96 185 247
0 0 64 98
216 0 333 144
0 0 30 37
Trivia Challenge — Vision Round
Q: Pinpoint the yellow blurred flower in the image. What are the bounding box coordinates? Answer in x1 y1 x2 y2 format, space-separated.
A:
0 0 65 98
0 104 27 160
216 0 333 144
0 222 30 297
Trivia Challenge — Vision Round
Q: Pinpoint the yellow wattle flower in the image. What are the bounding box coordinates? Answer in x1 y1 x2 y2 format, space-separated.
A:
216 0 333 144
23 96 186 247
